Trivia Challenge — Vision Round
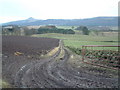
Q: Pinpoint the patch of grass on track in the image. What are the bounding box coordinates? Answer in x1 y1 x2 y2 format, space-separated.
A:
0 80 11 88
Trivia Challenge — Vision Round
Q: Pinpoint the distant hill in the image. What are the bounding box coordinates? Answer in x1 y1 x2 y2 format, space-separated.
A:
2 17 118 26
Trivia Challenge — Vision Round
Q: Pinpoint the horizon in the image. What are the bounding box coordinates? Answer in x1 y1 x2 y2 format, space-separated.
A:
0 0 119 23
1 16 118 24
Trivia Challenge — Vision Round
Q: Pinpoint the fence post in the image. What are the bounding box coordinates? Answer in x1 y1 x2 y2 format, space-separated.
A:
82 46 86 62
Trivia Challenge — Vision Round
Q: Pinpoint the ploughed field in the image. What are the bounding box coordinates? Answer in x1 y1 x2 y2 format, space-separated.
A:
2 36 59 87
3 36 59 56
2 36 118 88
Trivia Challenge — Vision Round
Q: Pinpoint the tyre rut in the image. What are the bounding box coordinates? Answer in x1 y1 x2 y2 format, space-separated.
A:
14 40 118 88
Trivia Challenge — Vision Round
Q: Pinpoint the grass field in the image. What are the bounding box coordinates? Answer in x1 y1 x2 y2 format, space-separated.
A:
32 32 118 50
56 26 78 29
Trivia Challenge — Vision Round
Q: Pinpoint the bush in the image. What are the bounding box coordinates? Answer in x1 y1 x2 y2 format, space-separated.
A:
76 26 89 35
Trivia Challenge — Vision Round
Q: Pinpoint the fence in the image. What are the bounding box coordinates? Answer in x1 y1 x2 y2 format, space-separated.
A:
82 45 120 69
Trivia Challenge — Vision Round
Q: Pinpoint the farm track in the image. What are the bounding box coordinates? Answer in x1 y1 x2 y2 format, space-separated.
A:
2 36 118 88
14 41 118 88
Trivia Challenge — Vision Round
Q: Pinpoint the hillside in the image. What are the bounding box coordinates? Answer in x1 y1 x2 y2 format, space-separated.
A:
3 17 118 26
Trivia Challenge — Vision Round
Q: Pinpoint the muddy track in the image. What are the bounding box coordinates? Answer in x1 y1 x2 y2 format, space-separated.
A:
14 40 118 88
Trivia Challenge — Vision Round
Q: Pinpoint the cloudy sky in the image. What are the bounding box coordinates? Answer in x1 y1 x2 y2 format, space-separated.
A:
0 0 119 23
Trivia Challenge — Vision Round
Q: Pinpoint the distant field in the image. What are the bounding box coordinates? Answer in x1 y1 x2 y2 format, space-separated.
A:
32 32 118 50
56 26 118 30
56 26 78 29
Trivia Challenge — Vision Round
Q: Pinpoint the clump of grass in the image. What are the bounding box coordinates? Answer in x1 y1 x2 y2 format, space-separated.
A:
0 79 11 88
66 46 82 55
47 47 59 56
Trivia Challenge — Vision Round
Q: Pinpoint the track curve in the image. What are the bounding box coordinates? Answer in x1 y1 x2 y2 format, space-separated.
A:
14 40 118 88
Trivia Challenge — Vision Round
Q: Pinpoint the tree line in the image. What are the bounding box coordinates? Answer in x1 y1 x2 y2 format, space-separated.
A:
3 25 106 36
37 28 75 34
2 25 75 36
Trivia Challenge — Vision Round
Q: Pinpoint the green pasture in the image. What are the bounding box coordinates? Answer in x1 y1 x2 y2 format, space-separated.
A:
32 33 118 50
56 26 77 29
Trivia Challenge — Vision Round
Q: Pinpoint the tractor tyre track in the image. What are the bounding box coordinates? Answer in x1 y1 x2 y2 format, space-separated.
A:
14 41 118 88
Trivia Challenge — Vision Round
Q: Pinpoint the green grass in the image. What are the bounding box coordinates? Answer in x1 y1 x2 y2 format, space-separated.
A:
32 33 118 50
0 79 11 88
56 26 78 29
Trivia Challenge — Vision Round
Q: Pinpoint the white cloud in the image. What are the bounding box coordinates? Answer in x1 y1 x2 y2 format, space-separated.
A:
0 16 26 23
0 0 119 23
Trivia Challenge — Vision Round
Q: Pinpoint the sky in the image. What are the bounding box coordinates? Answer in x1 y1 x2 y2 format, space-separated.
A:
0 0 119 23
